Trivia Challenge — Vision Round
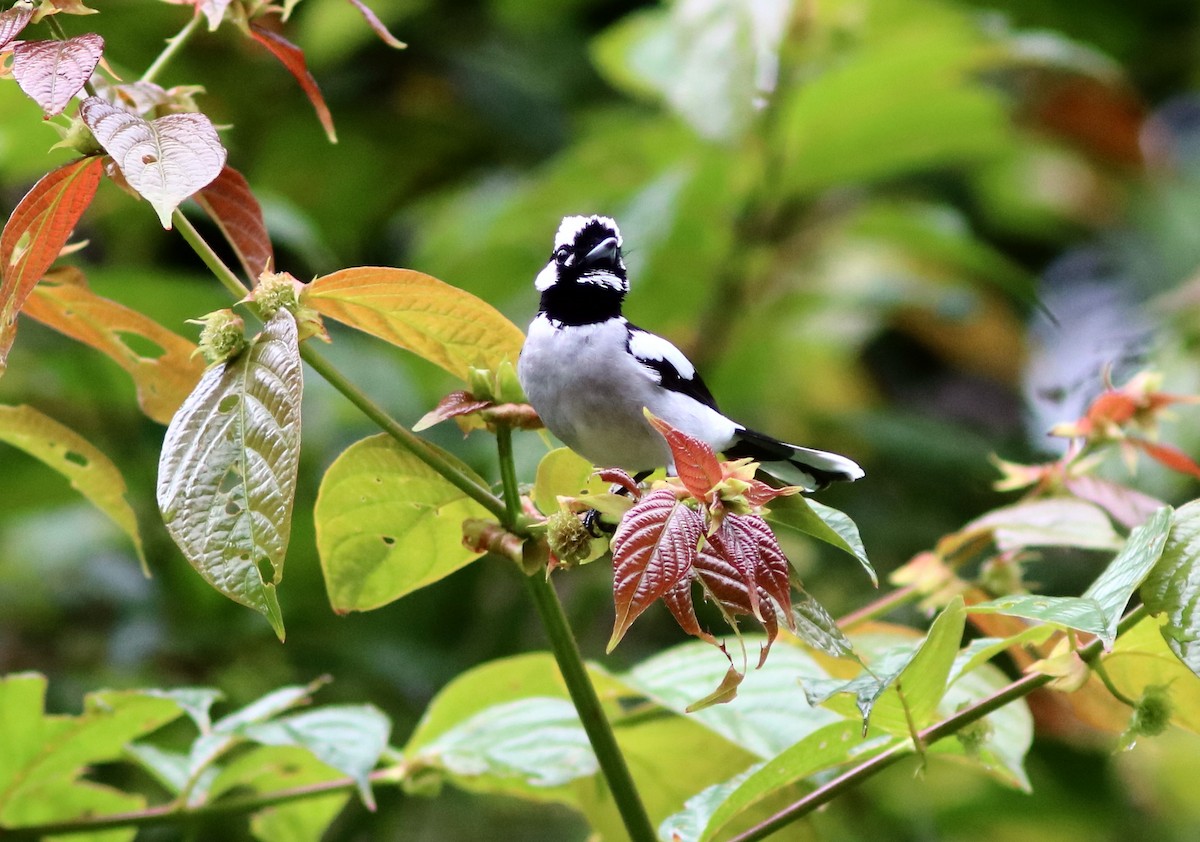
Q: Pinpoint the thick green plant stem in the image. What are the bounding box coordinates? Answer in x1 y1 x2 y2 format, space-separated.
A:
494 424 656 842
727 603 1151 842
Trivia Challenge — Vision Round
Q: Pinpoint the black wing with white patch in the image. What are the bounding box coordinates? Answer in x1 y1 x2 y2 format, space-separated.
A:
625 323 719 410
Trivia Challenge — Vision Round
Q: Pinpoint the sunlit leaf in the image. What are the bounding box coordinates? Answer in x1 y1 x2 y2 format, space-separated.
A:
0 404 144 565
1142 499 1200 678
0 156 103 372
24 268 204 424
157 309 303 639
789 588 857 661
249 24 337 144
11 34 103 116
532 447 599 516
193 165 275 282
1103 616 1200 734
608 488 703 651
1080 505 1172 644
0 1 35 50
302 266 525 381
766 494 876 584
315 433 489 612
79 97 227 228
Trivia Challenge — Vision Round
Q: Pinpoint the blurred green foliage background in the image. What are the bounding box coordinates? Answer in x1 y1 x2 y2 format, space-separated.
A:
3 0 1200 838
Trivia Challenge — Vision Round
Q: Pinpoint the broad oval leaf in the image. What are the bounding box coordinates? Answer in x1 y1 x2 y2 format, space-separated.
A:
0 404 143 565
79 97 227 229
532 446 604 515
302 266 525 381
1080 505 1173 645
315 432 489 612
0 156 103 373
1142 499 1200 678
766 494 876 584
193 165 274 283
967 595 1108 639
609 488 703 651
0 1 34 50
24 268 204 424
957 497 1123 553
12 34 104 116
646 410 722 500
249 24 336 143
156 309 303 639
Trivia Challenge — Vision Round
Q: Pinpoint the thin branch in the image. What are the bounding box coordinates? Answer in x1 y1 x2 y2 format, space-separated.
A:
141 12 202 85
837 584 920 629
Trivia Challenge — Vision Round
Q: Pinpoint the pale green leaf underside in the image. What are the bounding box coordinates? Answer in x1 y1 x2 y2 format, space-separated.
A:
1142 499 1200 678
157 309 303 639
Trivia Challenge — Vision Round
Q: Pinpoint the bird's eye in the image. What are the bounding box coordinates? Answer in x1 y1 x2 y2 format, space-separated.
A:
554 246 570 265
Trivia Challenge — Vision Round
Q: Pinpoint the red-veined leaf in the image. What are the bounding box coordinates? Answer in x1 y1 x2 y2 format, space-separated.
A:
193 165 274 282
692 545 780 665
0 155 103 372
645 409 723 500
249 24 336 144
1132 438 1200 480
344 0 406 49
662 576 715 644
12 33 103 116
412 390 490 432
23 268 205 423
0 1 34 50
608 488 703 651
79 97 226 229
702 514 793 623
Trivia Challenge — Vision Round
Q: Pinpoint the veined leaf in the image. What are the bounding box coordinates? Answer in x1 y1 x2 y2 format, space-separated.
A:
79 97 227 229
646 409 723 501
0 1 34 50
1142 499 1200 678
1102 616 1200 734
315 433 489 612
0 156 103 373
193 165 274 283
766 494 876 584
0 404 144 565
302 266 525 381
157 309 303 639
249 24 337 144
789 588 857 661
11 34 103 116
24 268 204 424
968 595 1108 639
1064 474 1166 530
1081 505 1173 644
954 498 1123 553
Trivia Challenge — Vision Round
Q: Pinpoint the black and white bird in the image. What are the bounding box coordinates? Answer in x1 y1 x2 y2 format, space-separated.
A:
518 215 864 491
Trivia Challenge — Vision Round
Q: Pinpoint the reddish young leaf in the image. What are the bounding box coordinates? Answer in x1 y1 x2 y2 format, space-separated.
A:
23 268 205 423
645 410 723 500
412 390 491 432
193 165 274 282
344 0 406 49
0 1 34 50
693 544 780 660
249 24 337 144
12 33 103 116
595 467 643 498
661 576 715 644
608 488 703 651
1132 438 1200 480
702 515 793 623
0 155 103 372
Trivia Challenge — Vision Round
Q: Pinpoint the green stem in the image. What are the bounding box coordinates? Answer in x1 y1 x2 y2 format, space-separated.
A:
494 424 523 526
43 14 99 98
173 210 249 298
523 573 658 842
727 604 1151 842
837 584 920 630
142 12 202 85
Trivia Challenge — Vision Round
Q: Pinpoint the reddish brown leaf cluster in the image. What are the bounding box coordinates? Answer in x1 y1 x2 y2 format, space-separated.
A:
606 412 802 664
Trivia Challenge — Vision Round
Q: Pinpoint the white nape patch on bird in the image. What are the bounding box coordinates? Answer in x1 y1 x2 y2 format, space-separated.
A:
555 214 623 249
628 329 695 380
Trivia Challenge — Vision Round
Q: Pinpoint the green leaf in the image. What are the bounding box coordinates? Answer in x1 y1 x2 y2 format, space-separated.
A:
315 432 490 612
240 705 391 810
1082 505 1173 643
0 404 144 568
788 587 858 661
967 595 1108 639
1142 499 1200 678
532 446 600 516
157 309 304 640
959 498 1123 552
765 495 876 584
947 626 1057 686
302 266 526 381
1102 616 1200 734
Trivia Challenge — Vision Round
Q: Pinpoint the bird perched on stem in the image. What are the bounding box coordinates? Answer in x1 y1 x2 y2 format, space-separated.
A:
518 215 863 491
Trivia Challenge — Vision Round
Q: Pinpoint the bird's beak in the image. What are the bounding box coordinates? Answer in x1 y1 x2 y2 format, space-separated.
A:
583 237 620 269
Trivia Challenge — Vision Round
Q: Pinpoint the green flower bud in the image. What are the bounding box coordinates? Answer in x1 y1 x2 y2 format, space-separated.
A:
546 510 595 568
190 309 246 364
1129 684 1173 738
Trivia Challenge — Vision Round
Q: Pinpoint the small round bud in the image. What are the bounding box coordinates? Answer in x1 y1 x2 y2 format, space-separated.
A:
1129 684 1173 738
546 510 595 568
253 271 303 318
191 309 246 364
955 716 993 758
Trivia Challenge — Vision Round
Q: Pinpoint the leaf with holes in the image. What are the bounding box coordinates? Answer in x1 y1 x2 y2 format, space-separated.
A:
249 24 336 143
0 1 34 50
24 268 204 423
301 267 525 381
193 165 274 282
79 97 226 229
156 310 303 640
12 34 104 116
315 433 490 612
1142 499 1200 678
0 156 103 373
0 404 144 565
646 409 722 499
609 488 704 651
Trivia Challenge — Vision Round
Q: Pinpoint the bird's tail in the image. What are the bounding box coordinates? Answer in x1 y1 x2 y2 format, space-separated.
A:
725 427 864 492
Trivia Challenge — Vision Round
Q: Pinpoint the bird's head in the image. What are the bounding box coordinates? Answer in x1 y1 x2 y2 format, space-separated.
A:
534 215 628 325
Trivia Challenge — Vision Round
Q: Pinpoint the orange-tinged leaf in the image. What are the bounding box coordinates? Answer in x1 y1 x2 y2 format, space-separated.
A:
0 1 34 50
344 0 406 49
23 268 205 423
249 24 336 144
608 488 703 651
302 266 525 381
193 165 274 282
412 390 490 432
1132 438 1200 480
645 409 723 500
12 33 103 116
37 0 98 16
0 155 103 372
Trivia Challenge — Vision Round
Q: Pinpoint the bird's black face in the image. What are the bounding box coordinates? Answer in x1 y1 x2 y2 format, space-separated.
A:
535 215 628 325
